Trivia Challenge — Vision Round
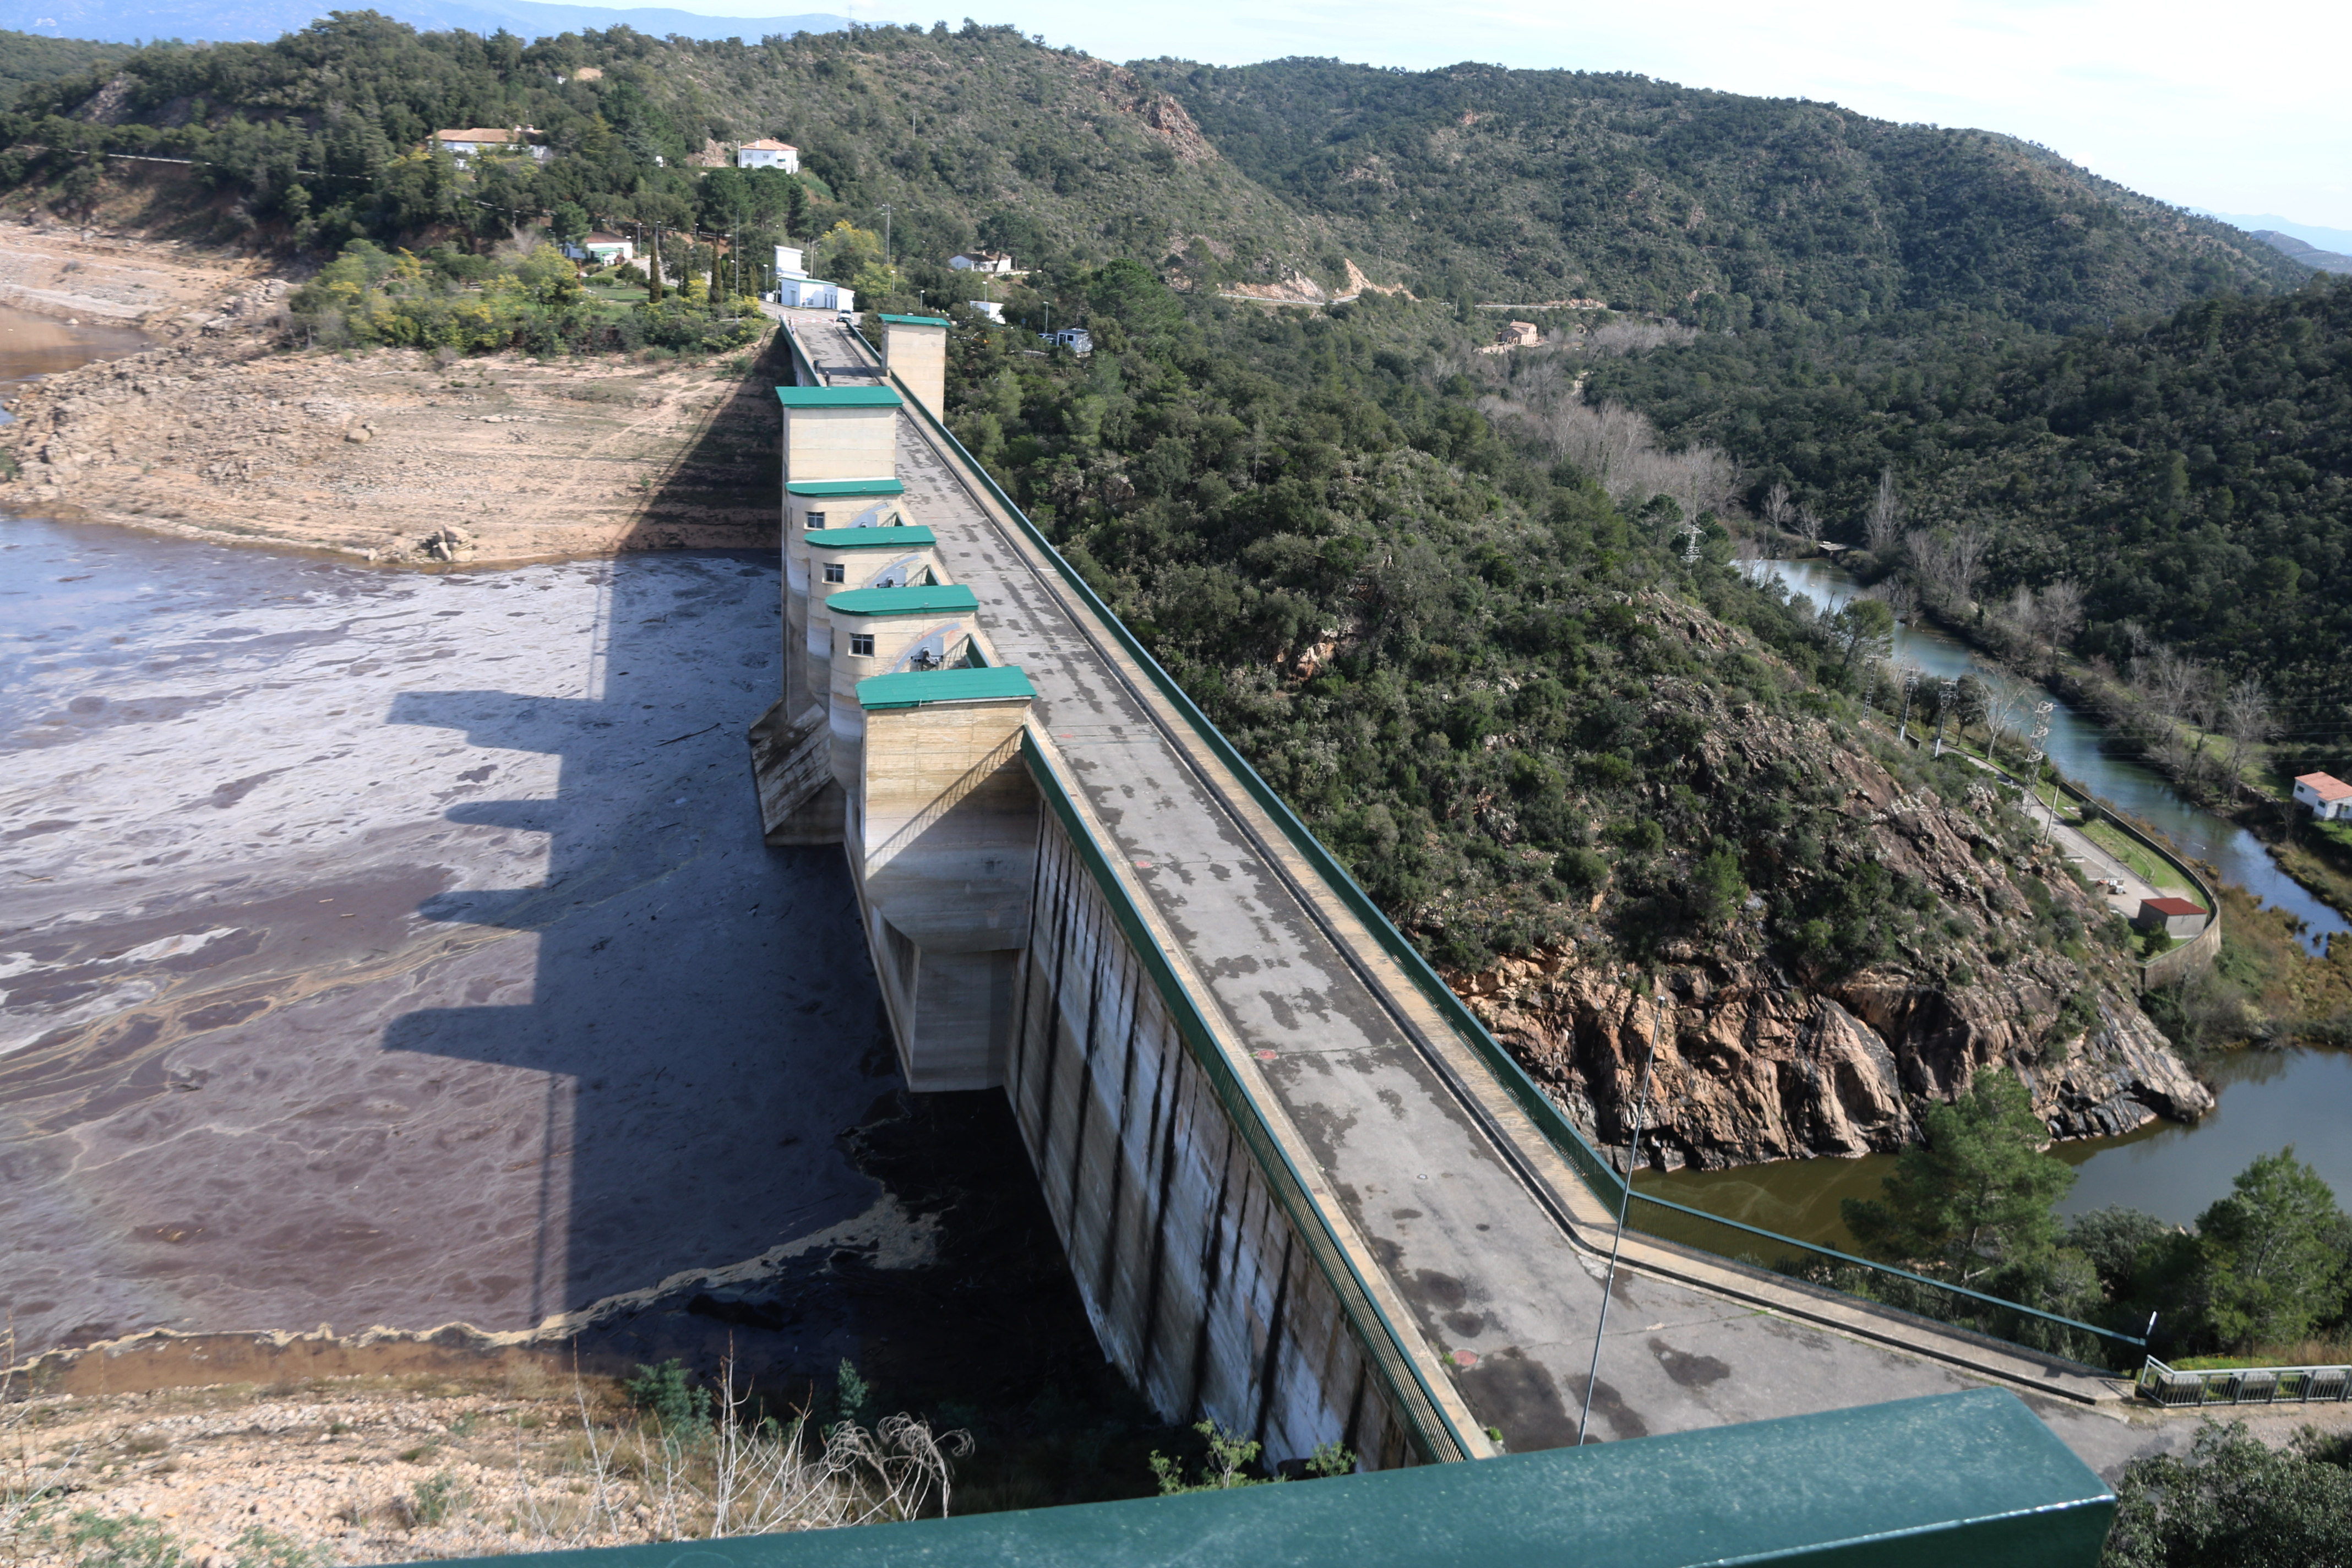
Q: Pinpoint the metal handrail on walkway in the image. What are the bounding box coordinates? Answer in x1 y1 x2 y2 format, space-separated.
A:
1629 1194 2146 1367
2138 1355 2352 1407
816 315 2143 1380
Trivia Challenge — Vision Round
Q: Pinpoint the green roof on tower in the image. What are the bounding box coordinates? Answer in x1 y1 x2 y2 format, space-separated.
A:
775 385 902 408
825 585 978 618
786 479 905 497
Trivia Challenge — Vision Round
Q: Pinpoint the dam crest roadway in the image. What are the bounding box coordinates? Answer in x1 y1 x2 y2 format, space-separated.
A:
747 307 2162 1473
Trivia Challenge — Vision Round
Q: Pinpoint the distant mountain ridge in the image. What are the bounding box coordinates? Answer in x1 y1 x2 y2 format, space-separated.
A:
2195 211 2352 255
1140 58 2307 331
2252 230 2352 275
0 15 2310 336
0 0 854 43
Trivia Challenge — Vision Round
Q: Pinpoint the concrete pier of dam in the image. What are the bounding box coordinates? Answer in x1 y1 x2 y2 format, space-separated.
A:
749 311 2165 1474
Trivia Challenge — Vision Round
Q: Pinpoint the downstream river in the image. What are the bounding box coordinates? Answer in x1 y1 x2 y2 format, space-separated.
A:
1634 560 2352 1238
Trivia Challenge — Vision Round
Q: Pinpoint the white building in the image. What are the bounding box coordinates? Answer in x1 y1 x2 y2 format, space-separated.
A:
1042 326 1092 354
968 300 1004 323
737 138 800 172
563 231 634 265
2294 771 2352 820
776 276 855 313
429 127 548 165
769 244 854 311
950 250 1016 275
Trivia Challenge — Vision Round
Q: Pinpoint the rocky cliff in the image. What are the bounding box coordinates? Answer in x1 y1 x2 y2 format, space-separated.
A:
1463 955 2211 1173
1445 644 2214 1171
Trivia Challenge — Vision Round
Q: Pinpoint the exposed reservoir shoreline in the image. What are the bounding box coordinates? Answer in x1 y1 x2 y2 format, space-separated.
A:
0 307 1153 1498
0 223 786 568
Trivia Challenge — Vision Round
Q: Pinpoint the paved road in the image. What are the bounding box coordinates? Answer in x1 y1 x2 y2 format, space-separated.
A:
1940 741 2195 922
781 312 2197 1474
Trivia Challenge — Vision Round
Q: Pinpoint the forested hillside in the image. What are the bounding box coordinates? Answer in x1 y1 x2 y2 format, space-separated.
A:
0 17 1319 287
1582 277 2352 747
0 28 131 107
943 262 2114 983
1138 57 2305 328
0 17 2301 324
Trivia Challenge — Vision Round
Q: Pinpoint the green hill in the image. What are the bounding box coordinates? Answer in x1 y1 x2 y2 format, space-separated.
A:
0 28 132 108
0 20 2301 329
1136 57 2305 329
0 18 1326 285
1588 277 2352 710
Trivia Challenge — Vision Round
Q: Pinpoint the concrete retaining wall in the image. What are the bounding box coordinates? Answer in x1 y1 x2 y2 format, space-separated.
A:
1007 788 1421 1471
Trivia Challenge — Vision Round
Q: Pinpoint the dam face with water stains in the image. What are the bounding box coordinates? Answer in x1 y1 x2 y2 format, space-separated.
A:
747 312 2163 1471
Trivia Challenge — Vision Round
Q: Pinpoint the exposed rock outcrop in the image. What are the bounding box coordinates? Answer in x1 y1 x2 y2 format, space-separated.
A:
1444 617 2215 1170
1465 957 2212 1172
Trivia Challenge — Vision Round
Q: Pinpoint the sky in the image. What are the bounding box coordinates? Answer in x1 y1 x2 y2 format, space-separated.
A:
685 0 2352 228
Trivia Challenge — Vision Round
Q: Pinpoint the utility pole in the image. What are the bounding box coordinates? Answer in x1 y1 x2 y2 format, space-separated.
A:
876 203 893 268
1580 984 1662 1447
1931 679 1955 759
1897 668 1919 745
2026 702 2056 840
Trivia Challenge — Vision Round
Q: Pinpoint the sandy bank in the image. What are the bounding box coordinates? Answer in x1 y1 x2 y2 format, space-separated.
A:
0 225 785 565
1 337 784 565
0 217 266 331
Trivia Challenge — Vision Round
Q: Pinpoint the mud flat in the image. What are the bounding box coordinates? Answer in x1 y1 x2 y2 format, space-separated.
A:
0 516 909 1360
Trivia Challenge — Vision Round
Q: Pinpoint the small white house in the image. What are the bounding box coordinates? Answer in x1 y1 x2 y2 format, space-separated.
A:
737 138 799 172
2294 771 2352 820
429 127 548 165
775 276 854 313
950 250 1016 275
1042 326 1091 355
2132 896 2210 940
563 231 634 265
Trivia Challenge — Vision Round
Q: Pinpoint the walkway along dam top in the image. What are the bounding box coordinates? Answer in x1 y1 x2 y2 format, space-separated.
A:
761 311 2135 1467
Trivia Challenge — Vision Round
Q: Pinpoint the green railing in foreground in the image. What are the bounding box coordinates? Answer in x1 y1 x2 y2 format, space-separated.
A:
416 1391 2116 1568
872 341 2138 1376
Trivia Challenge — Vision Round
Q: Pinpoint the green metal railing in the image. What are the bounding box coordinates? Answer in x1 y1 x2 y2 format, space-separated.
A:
1630 1194 2146 1370
415 1389 2118 1568
857 334 2137 1378
2138 1355 2352 1407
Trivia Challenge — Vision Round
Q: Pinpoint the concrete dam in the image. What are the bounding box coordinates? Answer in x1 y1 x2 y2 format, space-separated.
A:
745 311 2132 1471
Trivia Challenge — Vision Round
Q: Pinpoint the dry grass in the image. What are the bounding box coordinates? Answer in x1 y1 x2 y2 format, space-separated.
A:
0 1347 967 1567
